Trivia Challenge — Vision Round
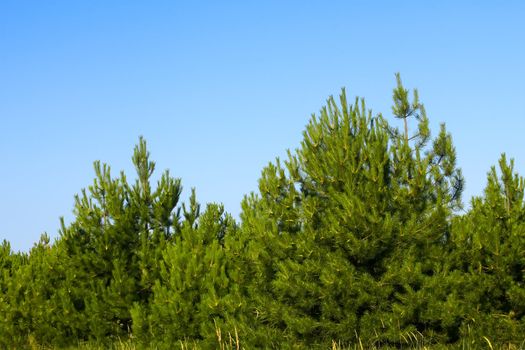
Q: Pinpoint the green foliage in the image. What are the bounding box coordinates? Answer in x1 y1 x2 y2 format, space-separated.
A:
224 77 465 348
54 137 184 344
1 75 524 349
449 154 525 344
131 201 236 348
0 240 29 348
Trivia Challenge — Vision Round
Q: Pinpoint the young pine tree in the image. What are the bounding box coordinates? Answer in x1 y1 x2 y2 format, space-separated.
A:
58 137 183 343
449 155 525 345
227 76 464 348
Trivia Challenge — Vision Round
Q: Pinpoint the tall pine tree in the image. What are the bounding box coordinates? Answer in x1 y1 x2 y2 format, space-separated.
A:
226 75 464 348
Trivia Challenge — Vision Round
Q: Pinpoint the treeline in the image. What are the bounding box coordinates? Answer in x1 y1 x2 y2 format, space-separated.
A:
1 76 525 349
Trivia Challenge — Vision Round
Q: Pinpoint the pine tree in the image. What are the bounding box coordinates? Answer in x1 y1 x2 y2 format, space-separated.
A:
227 76 464 347
0 137 236 347
448 154 525 345
57 137 183 343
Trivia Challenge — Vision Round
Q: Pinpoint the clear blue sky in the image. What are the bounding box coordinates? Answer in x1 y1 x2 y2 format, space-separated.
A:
1 1 524 252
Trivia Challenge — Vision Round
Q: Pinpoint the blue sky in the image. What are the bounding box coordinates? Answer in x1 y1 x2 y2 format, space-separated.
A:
1 1 524 252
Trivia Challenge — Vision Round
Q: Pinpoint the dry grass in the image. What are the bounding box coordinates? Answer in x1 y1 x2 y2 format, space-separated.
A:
26 327 525 350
